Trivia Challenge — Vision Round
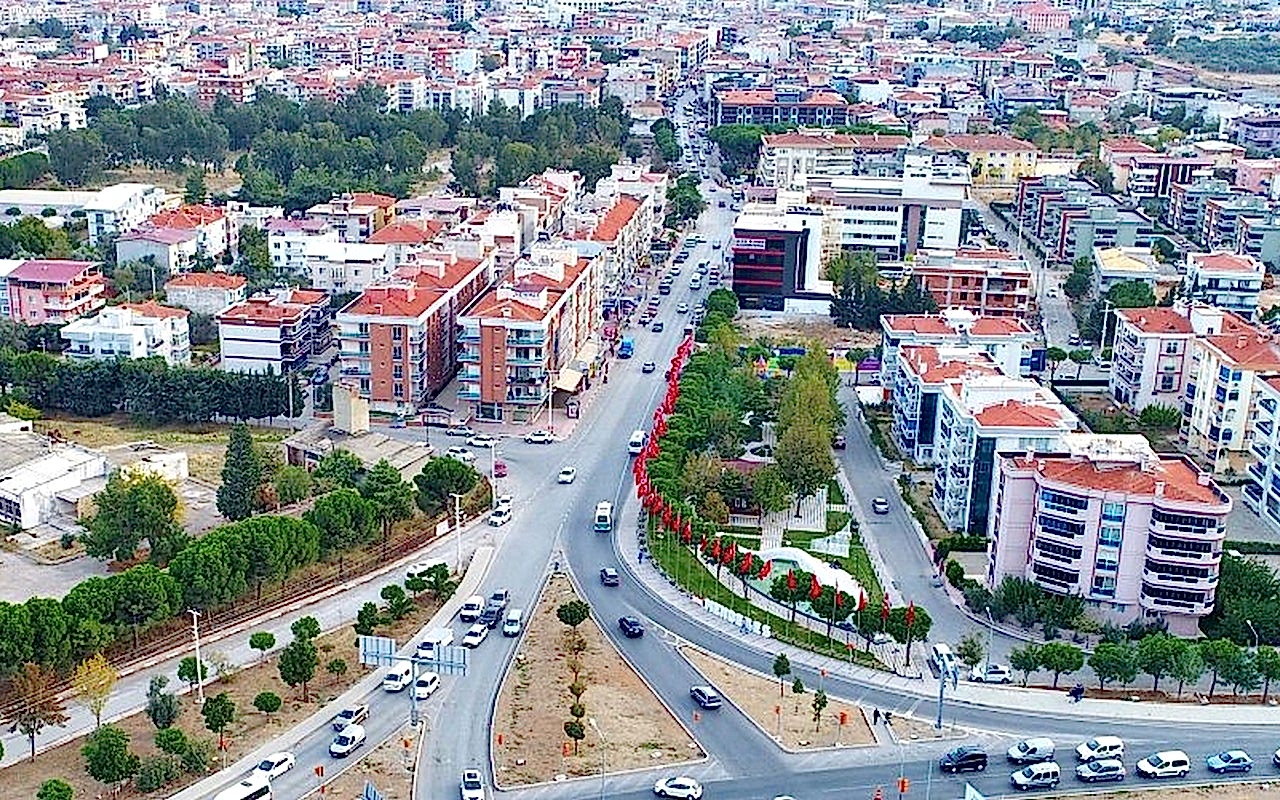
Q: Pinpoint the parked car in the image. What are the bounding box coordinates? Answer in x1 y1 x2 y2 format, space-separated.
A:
460 768 487 800
1135 750 1190 779
653 776 703 799
939 746 988 774
619 616 645 638
642 361 657 373
558 467 577 484
459 595 485 622
252 751 297 780
600 567 620 586
1207 750 1253 774
445 447 476 464
445 424 475 437
1008 738 1055 765
332 705 369 731
832 434 846 449
478 606 501 629
969 664 1012 683
329 724 366 758
488 507 512 526
690 685 722 709
1076 759 1125 783
461 623 489 648
677 302 689 314
1076 736 1124 762
467 434 498 448
488 588 509 610
872 497 890 514
1010 762 1060 790
412 672 441 700
524 430 553 444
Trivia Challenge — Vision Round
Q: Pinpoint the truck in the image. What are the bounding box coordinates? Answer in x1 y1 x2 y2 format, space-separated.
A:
618 337 635 358
594 501 614 533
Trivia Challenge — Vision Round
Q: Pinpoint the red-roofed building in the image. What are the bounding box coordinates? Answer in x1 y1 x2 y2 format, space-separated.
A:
922 134 1039 186
7 259 106 324
307 193 397 242
335 249 493 413
989 434 1230 636
164 272 248 316
756 129 909 188
1109 306 1204 414
908 249 1033 320
366 219 446 270
891 345 1002 463
217 288 331 374
456 244 603 423
879 309 1037 389
588 193 651 294
1184 251 1265 317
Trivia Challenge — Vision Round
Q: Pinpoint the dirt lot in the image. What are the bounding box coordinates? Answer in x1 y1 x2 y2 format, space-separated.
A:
95 163 245 194
0 593 442 799
1052 783 1280 800
682 647 874 750
737 313 880 351
493 574 698 786
321 722 416 799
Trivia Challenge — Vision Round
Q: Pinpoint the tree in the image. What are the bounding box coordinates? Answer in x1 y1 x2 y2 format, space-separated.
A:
772 653 791 697
155 728 187 756
1136 633 1180 691
563 719 585 754
217 424 261 521
413 457 479 515
71 653 118 728
291 615 321 641
809 586 853 639
1076 156 1114 193
1045 347 1067 380
1009 644 1041 687
354 602 380 637
424 563 458 600
326 658 348 683
751 464 791 515
791 677 805 712
278 636 318 701
305 488 378 554
249 631 276 663
1038 642 1084 688
112 564 181 647
1088 641 1137 689
1199 638 1241 699
184 170 208 205
1221 649 1261 697
177 656 208 693
82 471 184 564
1138 403 1181 431
557 599 591 629
776 420 836 513
272 465 313 506
253 691 281 717
81 725 138 789
361 459 416 545
405 573 428 599
201 692 235 749
145 675 179 729
665 175 705 226
811 688 828 731
12 662 68 759
312 450 364 489
1062 271 1090 300
37 778 74 800
1256 646 1280 704
1068 348 1092 379
1170 642 1205 699
48 129 108 185
955 633 985 669
380 584 413 619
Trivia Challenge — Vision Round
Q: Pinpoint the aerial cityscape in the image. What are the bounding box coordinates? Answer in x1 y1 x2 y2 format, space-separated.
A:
0 0 1278 798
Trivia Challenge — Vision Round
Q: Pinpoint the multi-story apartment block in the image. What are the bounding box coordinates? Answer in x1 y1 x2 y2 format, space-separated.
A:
1238 215 1280 271
1244 377 1280 531
266 218 339 278
931 375 1078 534
1233 115 1280 154
1184 251 1265 318
82 183 167 246
216 289 331 374
879 309 1038 388
1109 307 1205 414
922 134 1040 186
1058 206 1155 264
713 88 852 127
1093 246 1161 295
335 251 492 413
306 193 396 242
163 272 248 316
755 130 909 188
7 259 106 324
588 194 652 297
1201 195 1271 250
908 249 1033 320
61 302 191 365
891 345 1003 464
304 241 395 294
1182 314 1280 474
1167 178 1236 241
456 245 602 423
987 434 1230 636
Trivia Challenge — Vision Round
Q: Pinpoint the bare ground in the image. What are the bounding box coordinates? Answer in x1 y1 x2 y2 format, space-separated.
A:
681 646 875 750
321 721 416 799
1047 783 1280 800
737 313 880 351
493 573 699 787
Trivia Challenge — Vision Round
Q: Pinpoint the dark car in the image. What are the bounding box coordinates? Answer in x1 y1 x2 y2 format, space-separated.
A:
652 321 665 332
940 746 988 774
478 606 501 629
618 616 645 638
832 434 846 449
658 284 672 295
600 567 620 586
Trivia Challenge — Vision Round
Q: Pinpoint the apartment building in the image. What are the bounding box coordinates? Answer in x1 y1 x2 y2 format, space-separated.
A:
1110 307 1204 414
456 245 602 423
713 87 852 127
729 205 826 312
891 345 1003 464
879 309 1038 389
1166 179 1235 241
61 302 191 365
1093 246 1161 294
266 218 339 278
335 251 492 413
909 249 1033 320
217 289 331 374
1182 315 1280 474
163 272 249 316
304 241 395 293
7 259 106 324
931 375 1078 534
114 228 199 274
143 204 230 259
1233 115 1280 154
987 434 1230 636
82 183 167 246
754 130 909 188
921 134 1039 186
1184 251 1265 318
1201 195 1270 250
306 193 396 242
588 194 652 297
1244 377 1280 531
1238 215 1280 271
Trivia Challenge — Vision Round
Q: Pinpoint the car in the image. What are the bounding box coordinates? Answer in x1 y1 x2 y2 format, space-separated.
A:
445 446 477 464
524 430 553 444
1068 336 1082 347
642 361 657 373
311 370 328 386
412 671 441 700
493 460 507 477
677 302 689 314
832 434 846 449
708 275 720 286
696 262 709 274
252 751 297 779
1135 750 1190 779
467 434 498 448
1076 759 1125 783
329 724 366 757
600 567 620 586
332 704 369 731
461 623 489 648
619 616 645 638
872 497 890 514
489 588 509 610
445 424 475 437
488 507 512 526
939 746 988 774
495 494 513 509
460 768 487 800
1075 736 1124 762
478 605 502 628
653 776 703 798
639 315 653 327
1207 749 1253 774
652 321 665 332
690 685 722 709
459 595 485 622
658 284 672 295
558 467 577 484
969 664 1013 683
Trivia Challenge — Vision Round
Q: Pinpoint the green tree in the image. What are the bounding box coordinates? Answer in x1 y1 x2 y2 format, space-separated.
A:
278 636 318 701
48 129 108 185
201 692 235 749
1038 642 1084 688
1088 641 1137 689
556 599 591 629
217 424 261 521
177 656 207 693
751 464 791 515
1200 638 1241 699
811 688 828 731
809 586 853 639
1136 633 1180 691
361 459 415 546
769 571 808 623
249 631 276 663
184 170 208 205
37 778 74 800
413 457 479 515
1009 644 1041 687
13 662 68 759
145 675 179 729
154 728 187 755
312 449 364 490
1170 642 1204 699
1222 650 1261 696
1068 348 1092 379
1062 271 1090 300
1255 645 1280 704
776 420 836 513
112 564 180 648
82 471 184 564
772 653 791 697
354 602 380 637
253 691 281 717
326 658 348 683
272 465 313 506
493 141 537 189
1045 346 1067 380
291 615 321 641
81 725 138 789
1138 403 1181 431
563 719 585 754
304 488 378 554
665 174 706 226
380 584 413 619
424 563 458 600
955 633 985 669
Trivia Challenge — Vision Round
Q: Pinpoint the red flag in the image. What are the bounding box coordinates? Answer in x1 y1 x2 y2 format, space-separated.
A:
662 505 672 527
739 552 754 574
682 519 693 540
857 590 867 612
758 560 772 579
835 590 844 608
711 539 721 560
880 594 891 622
906 601 916 628
699 535 708 553
809 573 822 600
673 513 682 533
721 540 736 565
786 569 797 591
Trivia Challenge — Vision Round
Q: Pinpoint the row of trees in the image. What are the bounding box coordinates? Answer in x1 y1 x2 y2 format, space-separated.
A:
828 250 937 330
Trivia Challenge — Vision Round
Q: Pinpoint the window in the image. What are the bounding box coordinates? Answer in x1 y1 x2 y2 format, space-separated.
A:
392 346 403 360
394 383 404 398
1101 502 1125 523
1098 526 1122 547
392 327 403 341
1038 514 1084 538
393 365 403 379
1094 555 1118 572
1160 375 1176 391
1092 575 1116 598
1040 489 1087 514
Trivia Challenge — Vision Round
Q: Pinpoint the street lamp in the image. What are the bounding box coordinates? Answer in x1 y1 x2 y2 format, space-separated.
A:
588 717 606 800
1247 619 1260 650
188 609 205 704
450 492 465 569
935 662 958 730
984 608 995 676
489 447 501 509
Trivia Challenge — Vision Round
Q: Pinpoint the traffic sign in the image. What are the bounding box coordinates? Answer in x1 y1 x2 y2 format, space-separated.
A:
358 635 398 667
362 782 384 800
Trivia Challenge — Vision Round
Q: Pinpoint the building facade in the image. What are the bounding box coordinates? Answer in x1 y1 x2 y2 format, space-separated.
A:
163 272 249 316
1184 251 1265 319
879 310 1038 389
216 289 331 374
7 259 107 324
61 302 191 365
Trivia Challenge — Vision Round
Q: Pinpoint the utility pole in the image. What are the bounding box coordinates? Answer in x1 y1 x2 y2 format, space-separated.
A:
985 608 995 676
451 492 464 568
935 663 957 730
189 609 205 704
489 447 500 509
589 718 606 800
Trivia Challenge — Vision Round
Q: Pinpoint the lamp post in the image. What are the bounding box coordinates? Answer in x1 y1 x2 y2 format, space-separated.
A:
984 607 995 676
189 609 205 704
489 447 501 509
450 492 465 569
935 662 957 730
1247 619 1260 650
588 717 606 800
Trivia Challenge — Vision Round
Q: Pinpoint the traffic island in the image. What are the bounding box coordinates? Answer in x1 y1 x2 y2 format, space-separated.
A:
493 573 700 787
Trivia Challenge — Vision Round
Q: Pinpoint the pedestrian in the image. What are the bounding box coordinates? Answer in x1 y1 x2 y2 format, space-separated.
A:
884 711 892 725
873 708 880 725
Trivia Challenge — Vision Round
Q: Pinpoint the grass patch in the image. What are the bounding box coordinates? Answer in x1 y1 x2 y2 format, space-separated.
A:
781 529 827 550
826 479 845 505
826 510 852 536
863 407 902 462
898 474 951 541
841 543 883 601
723 523 763 536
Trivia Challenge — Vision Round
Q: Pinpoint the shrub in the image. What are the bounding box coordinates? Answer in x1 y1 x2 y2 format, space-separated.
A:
134 755 182 792
154 727 187 755
944 559 965 588
180 737 215 774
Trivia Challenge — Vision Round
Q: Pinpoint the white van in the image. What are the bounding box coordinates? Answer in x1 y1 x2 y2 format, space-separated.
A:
412 671 441 700
931 643 959 677
1010 761 1060 790
627 429 647 456
382 660 413 692
414 627 453 660
594 501 614 533
1075 735 1124 762
502 608 524 637
460 595 485 622
1007 737 1055 764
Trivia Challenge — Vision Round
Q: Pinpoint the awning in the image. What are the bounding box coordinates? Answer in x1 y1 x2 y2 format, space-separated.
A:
573 341 601 369
554 368 584 393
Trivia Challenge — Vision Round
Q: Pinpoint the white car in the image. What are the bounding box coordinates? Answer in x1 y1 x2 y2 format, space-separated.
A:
412 671 441 700
467 434 498 448
524 430 553 444
329 724 366 758
654 776 703 798
488 507 512 526
461 623 489 648
558 467 577 484
444 424 476 437
445 446 476 464
676 302 689 313
1135 750 1190 779
460 769 487 800
969 663 1012 683
495 493 513 509
251 751 296 779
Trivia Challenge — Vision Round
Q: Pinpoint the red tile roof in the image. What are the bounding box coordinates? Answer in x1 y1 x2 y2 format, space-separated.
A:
365 219 445 245
217 297 306 324
761 131 908 150
1116 307 1193 335
1012 454 1226 506
9 259 99 284
973 399 1068 429
899 345 1001 384
1202 329 1280 370
925 133 1039 153
165 272 247 290
1190 252 1262 274
149 204 225 228
592 195 642 242
122 301 189 319
882 314 1033 337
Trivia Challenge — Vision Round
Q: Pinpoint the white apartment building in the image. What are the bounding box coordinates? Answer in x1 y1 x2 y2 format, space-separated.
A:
1244 377 1280 531
83 183 167 246
755 130 909 188
217 290 330 374
891 345 1003 464
931 375 1078 534
60 302 191 365
266 218 339 278
1184 251 1265 319
304 240 395 293
988 434 1230 636
879 309 1038 390
1109 304 1237 415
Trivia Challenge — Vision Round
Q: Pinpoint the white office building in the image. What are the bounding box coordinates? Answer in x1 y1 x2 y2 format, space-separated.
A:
60 302 191 365
82 183 168 246
303 240 395 293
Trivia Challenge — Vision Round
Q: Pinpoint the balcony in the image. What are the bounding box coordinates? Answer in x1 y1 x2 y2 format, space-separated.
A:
458 386 480 401
506 355 544 366
506 390 548 405
340 365 370 376
458 369 480 382
458 351 480 363
457 329 480 343
1249 461 1268 485
1145 539 1219 566
508 333 546 346
1260 419 1274 437
1142 564 1218 591
1252 441 1272 462
1139 585 1211 615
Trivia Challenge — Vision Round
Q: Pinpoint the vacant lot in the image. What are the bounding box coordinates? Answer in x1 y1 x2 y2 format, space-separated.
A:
493 573 698 786
321 722 415 800
1050 783 1280 800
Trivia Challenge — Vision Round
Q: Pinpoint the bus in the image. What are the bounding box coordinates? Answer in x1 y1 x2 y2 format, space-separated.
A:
213 775 272 800
618 337 634 358
594 501 614 533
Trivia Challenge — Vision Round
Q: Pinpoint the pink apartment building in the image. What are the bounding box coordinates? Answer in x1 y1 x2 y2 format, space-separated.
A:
7 259 107 324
